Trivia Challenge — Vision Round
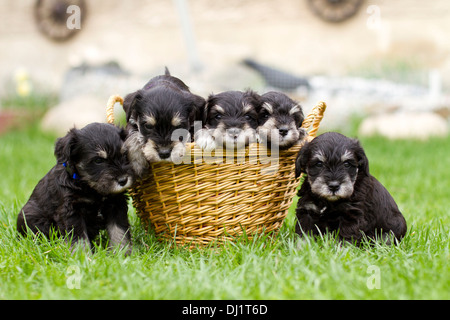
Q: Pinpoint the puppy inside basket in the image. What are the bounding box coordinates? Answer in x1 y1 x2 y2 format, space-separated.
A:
108 74 311 175
195 90 307 153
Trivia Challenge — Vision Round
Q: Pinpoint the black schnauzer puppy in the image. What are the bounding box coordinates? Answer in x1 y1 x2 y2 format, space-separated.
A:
295 132 407 245
257 91 306 149
123 67 205 176
17 123 134 254
194 90 261 151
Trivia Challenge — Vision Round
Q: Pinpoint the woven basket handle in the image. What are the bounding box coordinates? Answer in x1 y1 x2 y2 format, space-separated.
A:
301 101 327 138
106 94 124 124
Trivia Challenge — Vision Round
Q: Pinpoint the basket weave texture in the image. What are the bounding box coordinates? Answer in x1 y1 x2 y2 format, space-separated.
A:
106 95 326 246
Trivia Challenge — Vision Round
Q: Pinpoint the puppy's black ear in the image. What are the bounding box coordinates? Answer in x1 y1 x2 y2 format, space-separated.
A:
244 90 263 111
118 126 128 141
189 93 206 125
164 67 171 76
204 93 217 124
295 142 310 178
123 90 142 124
293 105 305 128
353 139 370 176
54 128 78 165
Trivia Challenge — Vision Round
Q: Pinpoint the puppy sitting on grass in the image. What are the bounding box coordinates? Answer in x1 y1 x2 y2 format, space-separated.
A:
295 132 407 245
17 123 134 254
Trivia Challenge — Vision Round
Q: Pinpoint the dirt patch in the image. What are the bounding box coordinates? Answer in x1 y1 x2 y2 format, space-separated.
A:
0 110 35 135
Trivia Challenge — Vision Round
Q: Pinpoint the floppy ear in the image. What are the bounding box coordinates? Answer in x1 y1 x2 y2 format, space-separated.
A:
244 90 263 112
54 128 78 165
353 139 370 176
204 93 217 124
118 126 128 141
295 142 310 178
123 90 142 124
188 93 206 126
292 105 305 128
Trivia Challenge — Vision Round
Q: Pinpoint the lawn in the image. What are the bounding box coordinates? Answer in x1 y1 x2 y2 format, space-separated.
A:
0 119 449 300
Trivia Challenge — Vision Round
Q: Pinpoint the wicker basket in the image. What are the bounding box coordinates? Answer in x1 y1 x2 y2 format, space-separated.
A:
106 95 326 246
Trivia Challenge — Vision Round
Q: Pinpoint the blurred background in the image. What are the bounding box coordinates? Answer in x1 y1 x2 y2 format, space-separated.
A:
0 0 449 138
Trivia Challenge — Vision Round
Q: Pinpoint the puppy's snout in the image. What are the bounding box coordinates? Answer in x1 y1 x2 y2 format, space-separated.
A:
227 128 242 140
279 127 289 137
328 181 340 193
158 148 172 159
117 176 128 187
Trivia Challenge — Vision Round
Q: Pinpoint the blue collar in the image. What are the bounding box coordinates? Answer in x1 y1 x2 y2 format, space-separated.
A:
63 162 79 180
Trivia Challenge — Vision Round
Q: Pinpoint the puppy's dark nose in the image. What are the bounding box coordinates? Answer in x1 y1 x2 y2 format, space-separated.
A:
279 128 289 136
328 181 340 193
158 149 171 159
227 128 242 140
118 176 128 187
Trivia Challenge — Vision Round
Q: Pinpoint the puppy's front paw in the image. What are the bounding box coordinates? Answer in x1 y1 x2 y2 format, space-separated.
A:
203 136 217 151
195 130 217 151
113 241 133 256
69 238 92 255
107 223 132 255
171 142 188 164
255 132 262 143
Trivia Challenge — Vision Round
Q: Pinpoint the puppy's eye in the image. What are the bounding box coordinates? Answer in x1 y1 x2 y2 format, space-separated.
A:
315 161 323 168
144 123 154 130
215 114 222 120
94 157 106 164
244 114 253 121
343 161 352 168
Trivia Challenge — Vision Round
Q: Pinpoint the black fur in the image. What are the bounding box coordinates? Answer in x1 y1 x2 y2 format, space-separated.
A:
295 132 407 245
17 123 134 254
123 67 205 176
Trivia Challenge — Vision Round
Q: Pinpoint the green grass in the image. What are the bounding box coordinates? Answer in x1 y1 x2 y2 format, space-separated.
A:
0 122 449 300
347 56 428 87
